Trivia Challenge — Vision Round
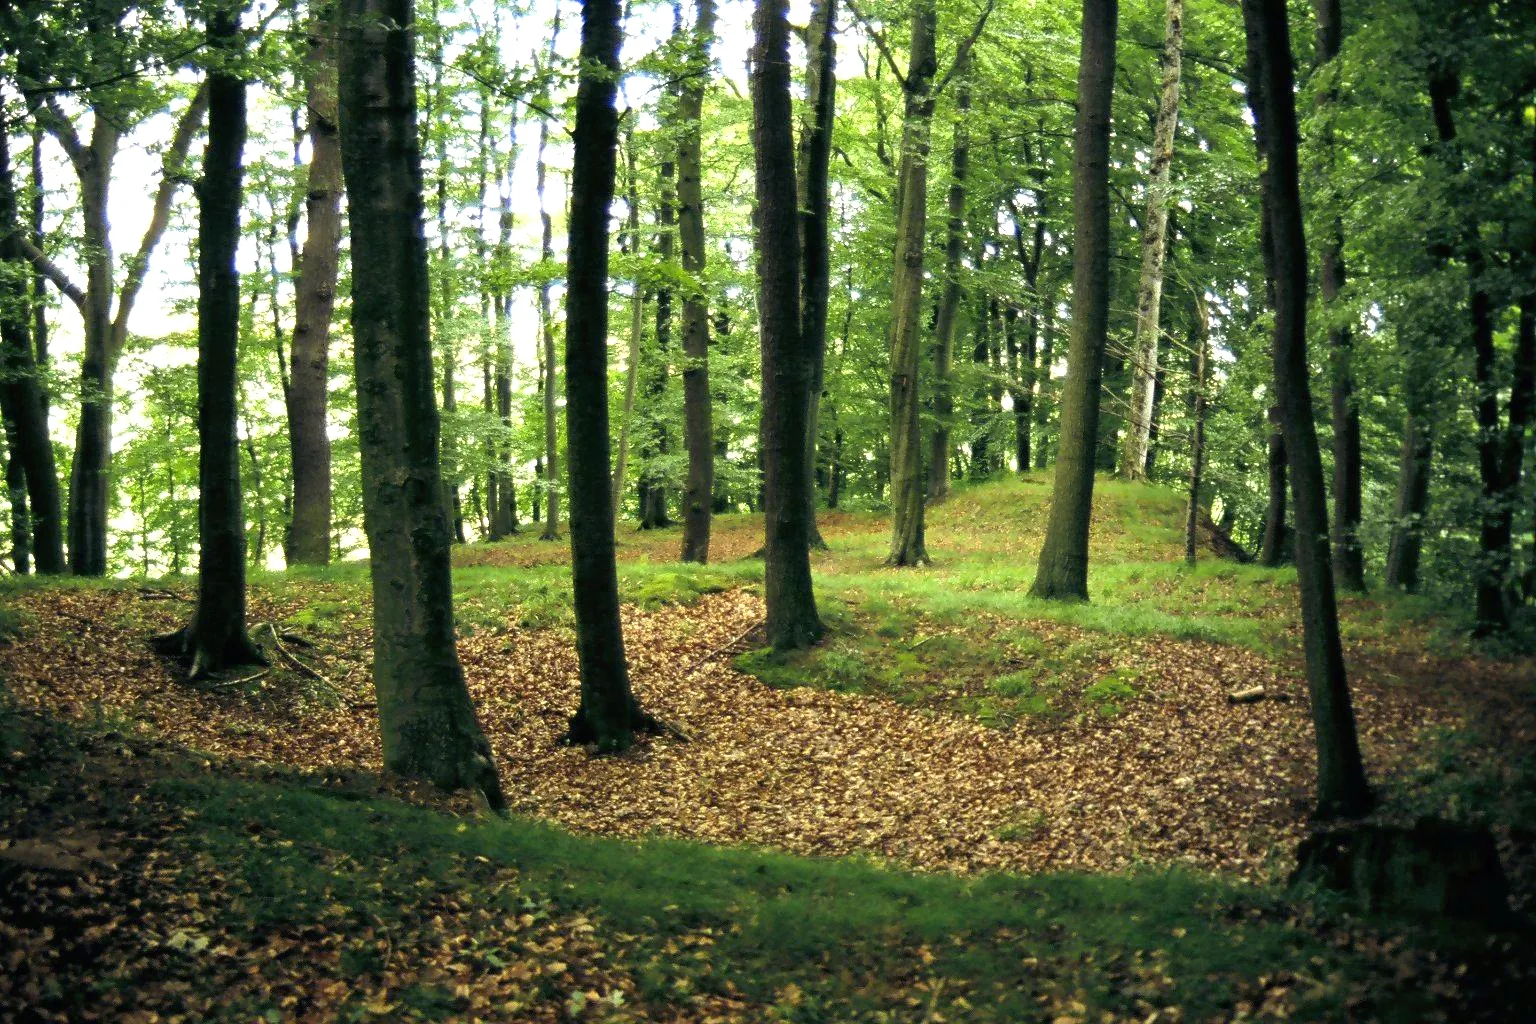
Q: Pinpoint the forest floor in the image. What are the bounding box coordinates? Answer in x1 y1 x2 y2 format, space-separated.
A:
3 474 1535 1022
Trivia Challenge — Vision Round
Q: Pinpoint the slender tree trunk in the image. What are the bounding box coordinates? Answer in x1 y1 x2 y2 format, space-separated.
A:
885 0 938 565
752 0 824 650
1034 294 1054 468
1259 408 1289 566
1184 292 1208 564
797 0 838 551
1242 0 1371 819
563 0 663 750
1030 0 1117 601
337 0 506 806
1120 0 1183 480
1385 412 1433 592
2 415 28 574
640 140 676 531
537 96 561 541
968 294 994 481
287 0 342 566
492 130 519 538
677 0 717 563
613 133 644 516
926 66 970 502
158 3 265 678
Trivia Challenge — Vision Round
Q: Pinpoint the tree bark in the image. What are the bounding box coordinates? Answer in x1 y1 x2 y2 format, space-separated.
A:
1384 411 1432 592
612 132 644 517
287 0 342 566
1258 407 1289 566
536 85 561 541
158 2 264 678
926 65 970 502
1119 0 1183 480
337 0 506 805
1030 0 1117 601
563 0 663 750
640 141 676 530
1184 292 1208 564
752 0 824 650
885 0 938 566
678 0 716 563
1242 0 1371 820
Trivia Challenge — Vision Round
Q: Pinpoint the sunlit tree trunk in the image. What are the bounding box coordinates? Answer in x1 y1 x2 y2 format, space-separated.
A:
1030 0 1117 601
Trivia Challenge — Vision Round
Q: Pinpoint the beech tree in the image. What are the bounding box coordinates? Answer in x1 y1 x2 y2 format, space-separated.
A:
678 0 716 564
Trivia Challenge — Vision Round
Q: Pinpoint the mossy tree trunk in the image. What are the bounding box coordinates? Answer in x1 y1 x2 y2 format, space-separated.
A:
337 0 506 805
1030 0 1117 601
1241 0 1371 820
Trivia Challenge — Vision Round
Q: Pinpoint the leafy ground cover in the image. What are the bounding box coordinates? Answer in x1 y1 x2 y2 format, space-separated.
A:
3 477 1535 1020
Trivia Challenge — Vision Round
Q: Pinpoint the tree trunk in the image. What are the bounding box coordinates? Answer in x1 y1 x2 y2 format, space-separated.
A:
337 0 506 805
0 128 63 574
1030 0 1117 601
797 0 838 552
491 129 519 539
537 96 561 541
1184 292 1208 564
1259 408 1289 566
287 0 342 567
612 132 644 517
885 0 938 566
678 0 716 563
158 3 265 678
1242 0 1371 820
563 0 663 750
926 65 970 502
1384 412 1433 592
1119 0 1183 480
752 0 824 650
640 144 676 531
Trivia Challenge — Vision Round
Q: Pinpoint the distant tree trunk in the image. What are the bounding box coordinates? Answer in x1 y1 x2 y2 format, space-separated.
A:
0 127 63 574
797 0 838 551
1259 408 1289 566
926 66 970 502
1030 0 1117 601
287 0 342 566
337 0 506 805
1242 0 1370 820
491 131 519 538
1311 0 1362 591
1120 0 1183 480
1034 286 1055 468
1143 364 1165 477
968 295 994 481
537 103 561 541
563 0 663 750
157 3 265 678
640 148 676 530
1384 411 1433 592
1184 292 1208 564
885 0 938 566
612 132 644 516
678 0 717 563
751 0 824 650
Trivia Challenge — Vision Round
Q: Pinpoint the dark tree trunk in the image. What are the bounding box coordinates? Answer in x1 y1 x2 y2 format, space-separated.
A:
491 135 519 538
678 0 717 563
158 3 265 678
1034 297 1054 468
969 295 994 481
1259 408 1289 566
337 0 506 805
537 94 561 541
1184 292 1208 564
1242 0 1371 820
751 0 824 650
1030 0 1117 601
926 64 970 502
640 150 676 531
797 0 837 552
0 128 63 574
562 0 663 750
1143 363 1165 477
287 0 342 566
1385 412 1433 592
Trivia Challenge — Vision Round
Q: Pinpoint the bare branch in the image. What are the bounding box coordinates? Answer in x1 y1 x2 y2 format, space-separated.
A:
844 0 908 90
35 97 88 171
934 0 997 97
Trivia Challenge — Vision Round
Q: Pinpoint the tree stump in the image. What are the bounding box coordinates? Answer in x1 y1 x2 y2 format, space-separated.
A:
1291 818 1509 921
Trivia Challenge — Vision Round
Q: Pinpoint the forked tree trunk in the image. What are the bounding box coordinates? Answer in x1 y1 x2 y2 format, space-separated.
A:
1030 0 1117 601
1242 0 1371 820
563 0 663 750
337 0 506 805
751 0 824 650
158 2 265 679
678 0 717 563
1119 0 1183 480
926 66 970 502
885 0 938 566
287 0 342 566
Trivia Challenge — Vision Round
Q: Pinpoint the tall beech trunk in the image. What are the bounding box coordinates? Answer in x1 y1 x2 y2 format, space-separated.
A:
678 0 716 563
1119 0 1183 480
1034 295 1055 468
491 134 520 538
1242 0 1370 819
287 0 342 566
926 66 970 502
0 126 63 574
751 0 824 650
639 150 676 530
536 102 561 541
797 0 837 551
1258 408 1289 565
1030 0 1117 601
563 0 663 750
968 294 994 480
158 3 264 678
1010 195 1045 473
612 133 644 514
337 0 505 805
885 0 938 565
1184 292 1208 564
1311 0 1362 591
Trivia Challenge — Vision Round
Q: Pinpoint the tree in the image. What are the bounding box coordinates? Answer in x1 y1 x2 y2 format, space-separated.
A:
286 0 342 567
751 0 824 650
1119 0 1184 481
1030 0 1117 601
536 8 562 543
337 0 505 805
926 63 969 503
563 0 663 750
1241 0 1370 819
156 0 265 678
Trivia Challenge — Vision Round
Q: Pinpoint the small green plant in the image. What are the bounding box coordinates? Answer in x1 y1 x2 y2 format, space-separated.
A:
1084 672 1139 717
996 808 1050 842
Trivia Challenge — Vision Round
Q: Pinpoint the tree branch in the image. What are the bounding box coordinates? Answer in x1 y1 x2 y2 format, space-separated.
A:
844 0 908 90
111 82 209 358
934 0 997 97
18 234 86 311
34 96 88 171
